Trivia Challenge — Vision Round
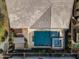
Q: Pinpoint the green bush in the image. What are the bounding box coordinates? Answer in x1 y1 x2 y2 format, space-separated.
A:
0 49 3 53
1 36 5 42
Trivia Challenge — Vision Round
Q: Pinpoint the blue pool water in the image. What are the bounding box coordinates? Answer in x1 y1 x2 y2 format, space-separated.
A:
33 31 63 47
50 31 60 37
33 31 51 46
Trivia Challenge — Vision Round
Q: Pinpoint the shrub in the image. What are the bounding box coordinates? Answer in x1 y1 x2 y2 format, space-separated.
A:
1 36 5 42
0 49 3 53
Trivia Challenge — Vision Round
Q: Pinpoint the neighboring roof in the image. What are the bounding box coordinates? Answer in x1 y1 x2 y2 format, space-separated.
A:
6 0 74 29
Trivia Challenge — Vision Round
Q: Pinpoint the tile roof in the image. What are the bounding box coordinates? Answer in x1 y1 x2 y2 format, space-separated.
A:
6 0 74 29
50 0 74 28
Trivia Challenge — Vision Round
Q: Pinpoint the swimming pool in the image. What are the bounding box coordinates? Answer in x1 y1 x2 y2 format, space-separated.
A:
33 31 63 48
33 31 51 46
